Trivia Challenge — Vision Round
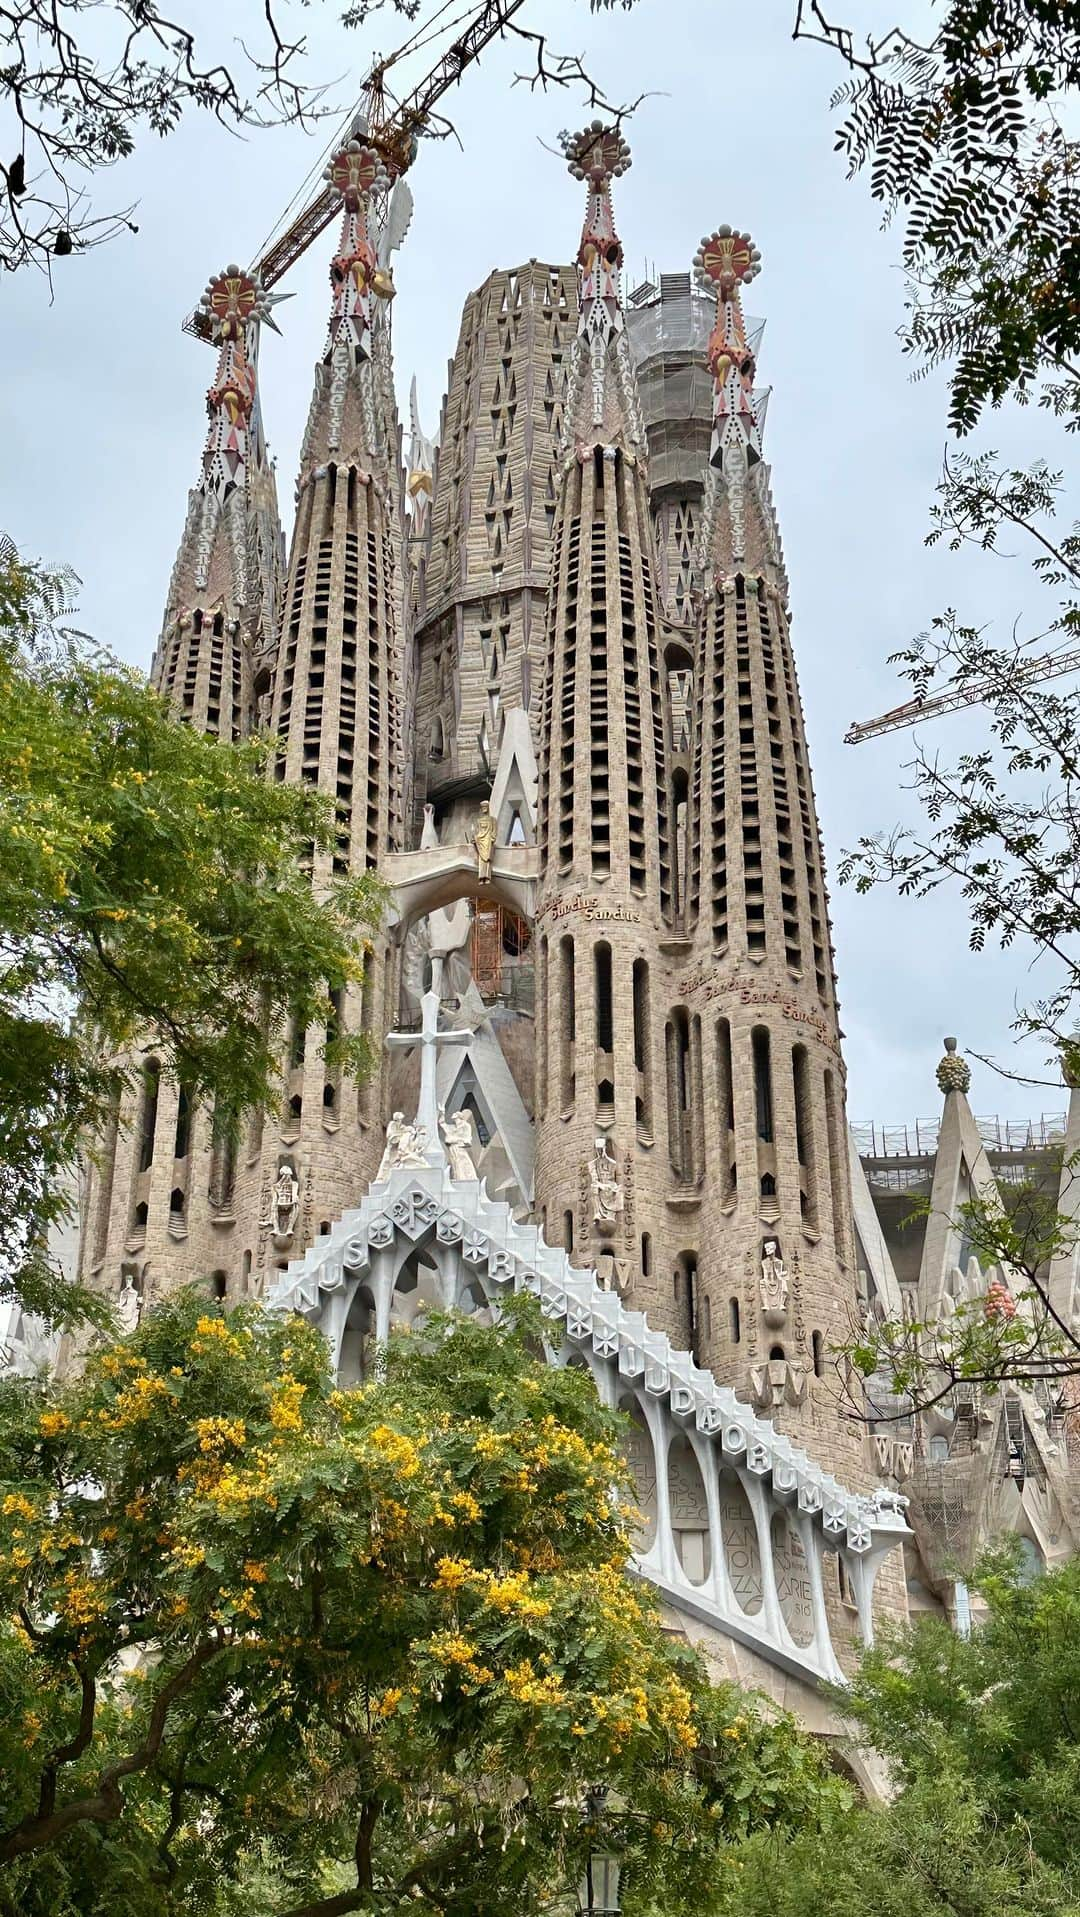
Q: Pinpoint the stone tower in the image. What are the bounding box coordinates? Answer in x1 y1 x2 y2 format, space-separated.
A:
533 126 683 1333
679 228 859 1459
152 263 286 740
79 266 287 1302
79 125 869 1488
408 256 577 848
78 138 412 1309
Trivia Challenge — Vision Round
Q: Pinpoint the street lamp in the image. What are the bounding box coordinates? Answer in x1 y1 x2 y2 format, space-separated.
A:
576 1787 622 1915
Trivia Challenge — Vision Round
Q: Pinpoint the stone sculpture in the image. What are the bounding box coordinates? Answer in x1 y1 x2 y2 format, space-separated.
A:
262 1161 300 1240
472 800 497 883
440 1107 478 1182
117 1272 142 1334
759 1237 788 1327
589 1136 622 1230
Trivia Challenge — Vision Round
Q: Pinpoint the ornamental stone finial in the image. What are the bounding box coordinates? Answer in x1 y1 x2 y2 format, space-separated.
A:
936 1035 971 1095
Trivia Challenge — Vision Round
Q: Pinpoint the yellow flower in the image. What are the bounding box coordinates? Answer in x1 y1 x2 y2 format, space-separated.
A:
369 1424 421 1478
503 1658 565 1708
196 1415 247 1453
243 1561 268 1583
373 1686 403 1719
450 1489 482 1522
269 1378 306 1433
433 1556 472 1593
2 1493 37 1522
61 1572 107 1628
39 1410 70 1439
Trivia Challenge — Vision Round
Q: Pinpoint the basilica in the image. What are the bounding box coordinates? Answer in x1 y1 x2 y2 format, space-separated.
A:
61 113 1080 1739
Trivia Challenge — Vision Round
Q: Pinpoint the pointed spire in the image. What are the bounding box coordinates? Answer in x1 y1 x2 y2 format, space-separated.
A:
691 226 765 569
557 122 644 454
195 265 281 515
407 374 436 536
693 227 764 473
322 134 391 360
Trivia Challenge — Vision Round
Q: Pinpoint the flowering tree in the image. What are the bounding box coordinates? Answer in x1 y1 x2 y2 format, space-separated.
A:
0 1296 841 1915
0 546 382 1332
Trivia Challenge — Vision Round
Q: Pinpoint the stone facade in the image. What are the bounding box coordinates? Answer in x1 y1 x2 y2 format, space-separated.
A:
77 125 903 1631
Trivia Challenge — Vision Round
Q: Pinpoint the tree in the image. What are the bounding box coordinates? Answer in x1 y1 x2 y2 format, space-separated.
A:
790 3 1080 1054
0 1294 843 1915
845 1158 1080 1414
793 0 1079 434
1 0 642 279
0 544 382 1330
0 0 386 275
723 1550 1080 1917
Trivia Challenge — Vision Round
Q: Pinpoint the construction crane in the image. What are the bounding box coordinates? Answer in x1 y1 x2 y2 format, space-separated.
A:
184 0 528 339
844 639 1080 745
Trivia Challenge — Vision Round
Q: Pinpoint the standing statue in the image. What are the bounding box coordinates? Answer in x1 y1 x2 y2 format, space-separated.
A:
440 1107 478 1182
589 1136 623 1231
759 1236 788 1327
472 800 497 884
117 1272 142 1334
262 1161 300 1240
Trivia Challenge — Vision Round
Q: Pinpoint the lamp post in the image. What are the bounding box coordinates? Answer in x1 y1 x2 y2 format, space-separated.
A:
576 1786 622 1915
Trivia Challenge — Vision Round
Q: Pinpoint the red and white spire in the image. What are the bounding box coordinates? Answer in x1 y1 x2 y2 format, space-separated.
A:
196 265 278 511
692 226 769 570
559 121 644 453
322 136 391 369
693 226 764 474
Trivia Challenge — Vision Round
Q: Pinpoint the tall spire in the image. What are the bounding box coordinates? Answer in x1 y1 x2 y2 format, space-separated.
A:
558 122 645 457
153 264 285 734
189 266 283 595
298 132 403 469
692 227 765 570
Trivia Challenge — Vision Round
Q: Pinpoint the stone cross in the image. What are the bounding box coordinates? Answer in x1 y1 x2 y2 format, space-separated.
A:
386 985 471 1161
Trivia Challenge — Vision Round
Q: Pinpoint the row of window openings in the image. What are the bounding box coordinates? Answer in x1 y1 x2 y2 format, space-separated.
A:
538 953 845 1241
129 989 365 1221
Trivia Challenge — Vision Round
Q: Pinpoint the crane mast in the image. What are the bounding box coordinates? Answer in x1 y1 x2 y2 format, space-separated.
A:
184 0 529 338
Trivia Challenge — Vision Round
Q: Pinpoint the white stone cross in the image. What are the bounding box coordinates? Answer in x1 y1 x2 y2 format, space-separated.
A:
386 981 472 1161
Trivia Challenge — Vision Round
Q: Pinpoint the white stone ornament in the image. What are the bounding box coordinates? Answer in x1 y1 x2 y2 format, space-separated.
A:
262 1161 300 1241
589 1136 623 1230
117 1273 142 1334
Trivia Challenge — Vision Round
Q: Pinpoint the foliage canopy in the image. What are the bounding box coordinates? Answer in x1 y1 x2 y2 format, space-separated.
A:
0 1295 843 1915
0 547 381 1331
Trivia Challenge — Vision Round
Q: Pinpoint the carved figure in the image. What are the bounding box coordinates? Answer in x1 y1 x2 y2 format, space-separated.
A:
261 1161 300 1239
759 1236 788 1327
117 1273 142 1334
440 1107 478 1182
472 800 497 883
589 1136 623 1231
377 1112 429 1177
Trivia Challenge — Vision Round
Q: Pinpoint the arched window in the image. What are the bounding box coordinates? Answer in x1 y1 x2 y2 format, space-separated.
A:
138 1060 161 1173
173 1085 191 1160
812 1329 824 1378
640 1231 652 1278
752 1026 773 1142
632 958 651 1129
729 1296 741 1344
594 941 614 1050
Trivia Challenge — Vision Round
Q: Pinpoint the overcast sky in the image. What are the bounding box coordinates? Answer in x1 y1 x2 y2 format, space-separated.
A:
1 0 1070 1133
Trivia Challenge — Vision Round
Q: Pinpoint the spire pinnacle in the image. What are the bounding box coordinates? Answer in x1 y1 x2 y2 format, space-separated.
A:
196 265 278 507
693 226 763 475
323 134 392 367
558 122 643 451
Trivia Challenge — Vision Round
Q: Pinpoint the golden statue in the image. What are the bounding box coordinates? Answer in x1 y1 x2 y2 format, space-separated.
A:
472 800 497 883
